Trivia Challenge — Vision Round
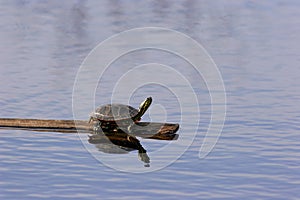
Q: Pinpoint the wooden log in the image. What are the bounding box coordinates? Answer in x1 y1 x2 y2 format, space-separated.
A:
0 118 179 140
0 118 89 130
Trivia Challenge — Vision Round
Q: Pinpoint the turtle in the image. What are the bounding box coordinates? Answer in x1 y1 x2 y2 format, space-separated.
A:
89 97 152 132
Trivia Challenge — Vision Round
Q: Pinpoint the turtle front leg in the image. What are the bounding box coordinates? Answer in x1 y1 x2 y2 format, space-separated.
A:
89 115 97 123
93 120 103 132
89 116 102 132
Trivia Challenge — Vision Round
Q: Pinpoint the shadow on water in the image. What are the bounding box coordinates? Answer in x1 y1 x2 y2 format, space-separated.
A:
88 132 151 167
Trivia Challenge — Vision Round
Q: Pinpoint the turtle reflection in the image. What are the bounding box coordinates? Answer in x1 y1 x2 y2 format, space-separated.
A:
88 132 150 167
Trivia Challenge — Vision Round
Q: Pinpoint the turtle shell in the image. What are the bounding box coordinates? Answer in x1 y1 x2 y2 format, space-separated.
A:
91 104 139 122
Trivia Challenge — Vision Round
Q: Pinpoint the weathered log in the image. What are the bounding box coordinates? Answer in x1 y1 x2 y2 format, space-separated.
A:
0 118 89 130
0 118 179 140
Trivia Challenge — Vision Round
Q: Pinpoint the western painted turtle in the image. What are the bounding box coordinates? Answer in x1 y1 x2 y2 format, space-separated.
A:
89 97 152 132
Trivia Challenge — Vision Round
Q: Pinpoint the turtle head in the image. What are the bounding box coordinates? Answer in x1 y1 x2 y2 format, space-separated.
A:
136 97 152 120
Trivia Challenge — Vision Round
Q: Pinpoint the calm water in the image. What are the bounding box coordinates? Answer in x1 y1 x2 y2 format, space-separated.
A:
1 1 300 199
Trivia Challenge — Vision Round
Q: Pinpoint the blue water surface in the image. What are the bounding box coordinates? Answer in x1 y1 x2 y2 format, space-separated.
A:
0 1 300 199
